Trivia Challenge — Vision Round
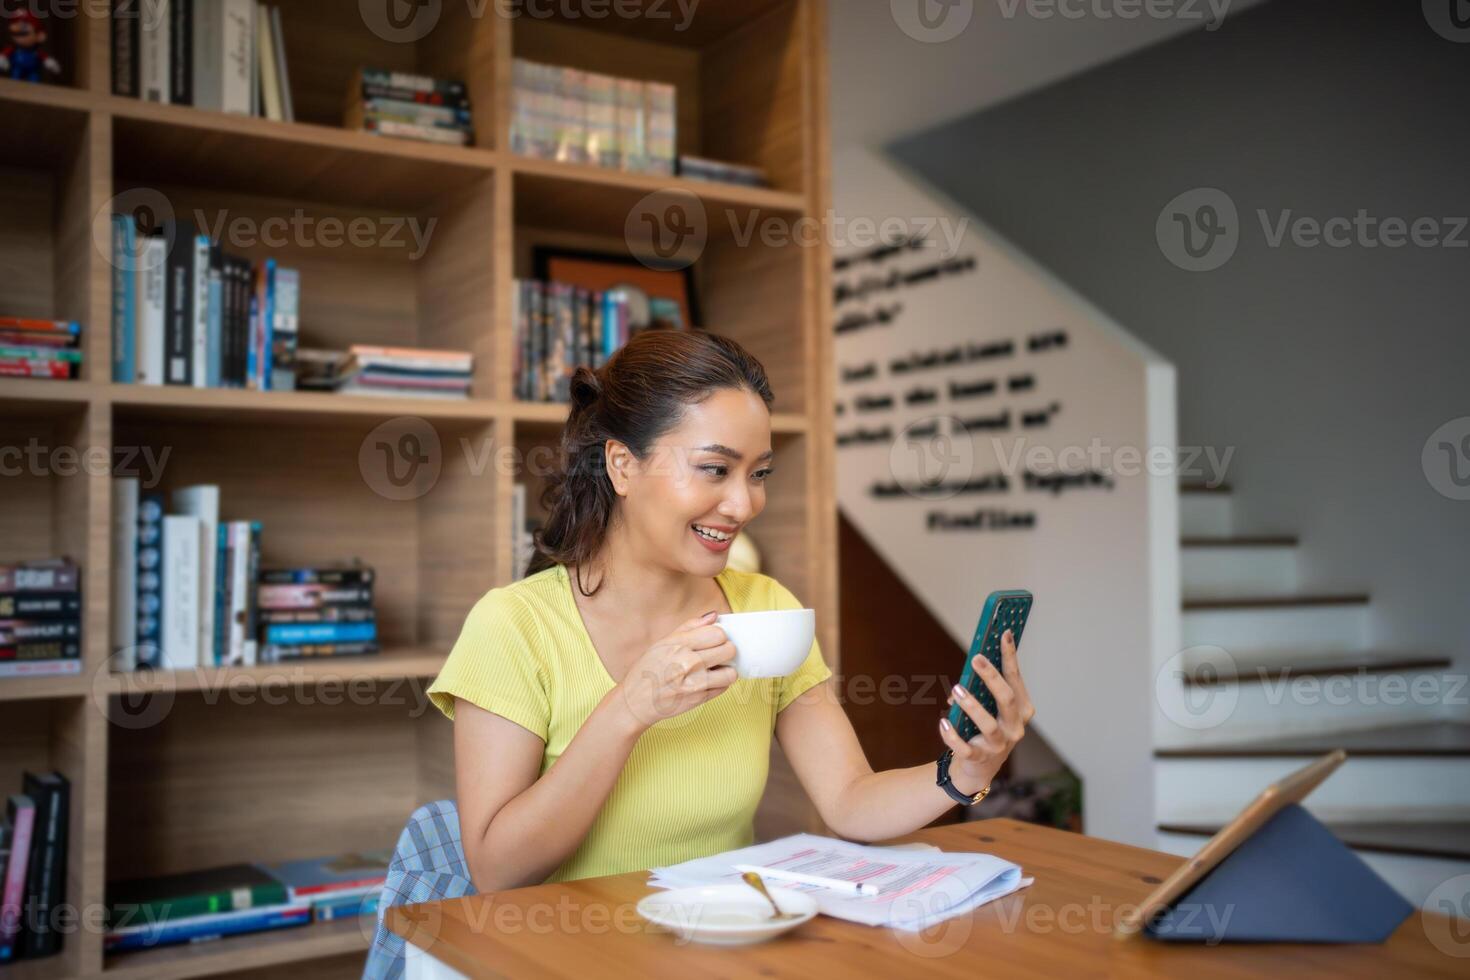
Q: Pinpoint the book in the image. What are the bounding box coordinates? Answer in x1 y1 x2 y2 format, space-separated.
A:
107 863 288 928
192 0 223 110
257 606 376 625
0 560 79 593
221 0 255 115
359 67 465 100
269 266 298 390
313 889 379 922
190 234 210 387
104 902 309 952
260 641 378 661
135 493 164 669
160 515 202 670
0 318 78 335
172 486 220 666
139 0 169 103
358 116 471 145
112 0 140 97
137 235 167 385
262 621 377 646
0 795 34 961
170 0 192 104
256 2 281 121
20 772 68 958
205 248 223 387
256 584 372 611
0 594 81 620
0 621 81 643
270 5 294 122
258 565 374 586
0 660 82 679
0 641 81 662
347 345 473 373
111 214 136 382
162 217 196 385
259 848 390 902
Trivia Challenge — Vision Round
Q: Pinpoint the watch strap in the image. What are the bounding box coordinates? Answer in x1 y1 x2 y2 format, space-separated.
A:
935 748 989 806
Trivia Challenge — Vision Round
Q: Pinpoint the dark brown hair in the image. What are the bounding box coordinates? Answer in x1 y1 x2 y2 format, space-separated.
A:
525 329 774 596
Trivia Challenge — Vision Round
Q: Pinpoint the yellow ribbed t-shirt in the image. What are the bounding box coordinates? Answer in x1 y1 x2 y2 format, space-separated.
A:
427 562 831 883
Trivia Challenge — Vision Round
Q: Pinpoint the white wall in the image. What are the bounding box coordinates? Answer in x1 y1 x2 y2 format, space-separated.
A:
832 146 1177 847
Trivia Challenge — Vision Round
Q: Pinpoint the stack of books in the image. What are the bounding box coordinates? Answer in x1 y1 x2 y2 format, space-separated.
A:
259 848 390 923
509 59 673 174
345 68 473 146
678 154 770 188
0 318 83 380
111 0 296 122
103 847 390 954
104 864 303 953
0 560 82 680
0 771 70 963
112 480 263 670
256 564 378 663
111 215 300 391
337 345 473 399
514 280 645 403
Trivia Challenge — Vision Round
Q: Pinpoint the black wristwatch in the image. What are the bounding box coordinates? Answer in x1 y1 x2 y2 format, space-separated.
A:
936 749 991 806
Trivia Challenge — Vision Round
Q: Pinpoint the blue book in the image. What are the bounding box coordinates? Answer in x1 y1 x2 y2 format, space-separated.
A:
260 259 276 390
264 622 378 646
313 890 380 922
205 249 224 389
213 523 230 666
111 215 136 383
104 903 310 952
259 849 390 903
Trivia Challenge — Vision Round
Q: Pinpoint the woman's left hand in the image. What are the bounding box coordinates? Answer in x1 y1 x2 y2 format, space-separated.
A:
939 628 1036 798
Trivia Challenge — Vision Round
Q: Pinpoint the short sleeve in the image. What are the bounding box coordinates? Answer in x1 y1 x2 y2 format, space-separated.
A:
427 589 550 739
766 577 833 713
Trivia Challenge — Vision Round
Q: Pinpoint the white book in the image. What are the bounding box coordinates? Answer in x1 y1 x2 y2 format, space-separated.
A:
193 0 223 111
140 0 171 102
111 478 140 669
225 521 252 666
171 485 220 666
138 238 167 385
0 660 83 679
190 236 210 387
160 515 202 670
221 0 254 115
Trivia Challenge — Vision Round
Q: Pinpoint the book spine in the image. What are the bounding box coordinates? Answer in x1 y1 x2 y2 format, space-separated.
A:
260 641 378 662
0 318 78 334
139 237 167 385
163 218 195 385
313 890 379 922
112 0 140 97
111 478 139 669
172 486 219 666
206 257 223 388
0 798 34 957
135 493 163 668
160 516 201 670
360 117 470 146
0 661 82 678
19 776 64 959
1 621 82 642
111 881 288 928
212 523 230 666
243 523 261 665
139 0 169 102
191 0 221 111
0 595 82 620
0 361 75 380
112 215 137 382
269 266 298 391
257 606 376 625
362 97 471 125
105 904 309 952
0 563 80 593
263 622 377 646
261 259 277 390
190 234 210 387
256 585 372 610
360 68 465 98
270 6 294 123
0 641 83 661
257 567 374 586
170 0 192 105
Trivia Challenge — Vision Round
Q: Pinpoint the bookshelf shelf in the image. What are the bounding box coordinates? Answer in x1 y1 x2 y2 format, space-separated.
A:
0 2 836 975
102 916 369 980
105 647 444 697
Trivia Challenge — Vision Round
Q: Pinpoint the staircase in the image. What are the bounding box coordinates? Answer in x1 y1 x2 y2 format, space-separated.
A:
1155 483 1470 911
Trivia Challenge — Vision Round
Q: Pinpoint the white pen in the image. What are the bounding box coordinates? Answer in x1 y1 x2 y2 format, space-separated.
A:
733 864 882 897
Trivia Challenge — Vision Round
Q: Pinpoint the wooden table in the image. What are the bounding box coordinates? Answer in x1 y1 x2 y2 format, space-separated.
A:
387 818 1466 978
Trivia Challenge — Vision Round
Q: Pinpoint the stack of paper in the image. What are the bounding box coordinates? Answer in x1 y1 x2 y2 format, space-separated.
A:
648 834 1031 932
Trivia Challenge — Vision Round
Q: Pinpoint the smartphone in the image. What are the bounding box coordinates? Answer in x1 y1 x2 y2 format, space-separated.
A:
947 589 1033 741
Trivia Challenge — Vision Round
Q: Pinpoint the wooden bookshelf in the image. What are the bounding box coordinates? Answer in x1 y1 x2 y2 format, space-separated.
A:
0 1 836 976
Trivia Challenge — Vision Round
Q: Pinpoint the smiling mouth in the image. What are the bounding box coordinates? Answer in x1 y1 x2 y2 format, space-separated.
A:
691 523 735 542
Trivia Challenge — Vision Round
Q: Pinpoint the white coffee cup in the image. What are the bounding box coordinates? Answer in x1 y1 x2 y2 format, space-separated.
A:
715 608 816 678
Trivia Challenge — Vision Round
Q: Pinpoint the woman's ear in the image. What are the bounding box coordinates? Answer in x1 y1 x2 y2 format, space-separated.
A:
605 439 636 497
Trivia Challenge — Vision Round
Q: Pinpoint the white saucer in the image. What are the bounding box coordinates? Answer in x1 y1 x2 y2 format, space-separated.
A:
636 884 819 946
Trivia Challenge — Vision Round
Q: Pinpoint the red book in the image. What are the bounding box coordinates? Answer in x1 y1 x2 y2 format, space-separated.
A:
0 318 80 335
0 359 75 379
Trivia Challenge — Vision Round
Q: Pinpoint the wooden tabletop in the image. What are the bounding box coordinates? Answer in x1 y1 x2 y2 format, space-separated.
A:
387 818 1466 978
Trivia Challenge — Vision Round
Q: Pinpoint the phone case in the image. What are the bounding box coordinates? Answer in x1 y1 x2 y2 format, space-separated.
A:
948 589 1033 741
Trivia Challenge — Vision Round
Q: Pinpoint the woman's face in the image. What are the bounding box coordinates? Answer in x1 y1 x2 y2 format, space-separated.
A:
612 387 774 576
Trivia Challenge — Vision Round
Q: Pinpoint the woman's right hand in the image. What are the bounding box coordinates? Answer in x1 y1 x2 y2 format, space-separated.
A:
613 611 738 731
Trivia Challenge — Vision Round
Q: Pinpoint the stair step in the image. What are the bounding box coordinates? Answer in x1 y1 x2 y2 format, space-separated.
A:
1180 482 1233 493
1157 820 1470 861
1181 536 1298 548
1182 600 1368 651
1183 593 1370 611
1181 652 1453 686
1155 722 1470 758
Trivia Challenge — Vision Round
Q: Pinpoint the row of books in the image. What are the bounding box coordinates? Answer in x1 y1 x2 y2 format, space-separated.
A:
295 345 473 400
110 215 299 390
677 154 770 189
0 560 81 679
105 847 388 953
112 481 261 670
344 68 474 147
510 483 544 583
112 0 297 122
0 771 70 962
510 58 674 175
255 564 378 663
112 480 382 668
513 279 640 403
0 317 84 381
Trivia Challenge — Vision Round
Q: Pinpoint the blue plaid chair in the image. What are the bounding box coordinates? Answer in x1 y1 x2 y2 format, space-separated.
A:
363 800 477 980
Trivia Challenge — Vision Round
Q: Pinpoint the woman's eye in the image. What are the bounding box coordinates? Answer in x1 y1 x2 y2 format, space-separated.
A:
754 468 774 481
701 465 727 477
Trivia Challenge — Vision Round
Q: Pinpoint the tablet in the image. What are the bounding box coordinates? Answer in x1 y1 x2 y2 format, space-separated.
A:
1115 749 1347 937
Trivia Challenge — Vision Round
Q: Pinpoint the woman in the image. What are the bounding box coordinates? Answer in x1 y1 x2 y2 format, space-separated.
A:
427 330 1036 892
